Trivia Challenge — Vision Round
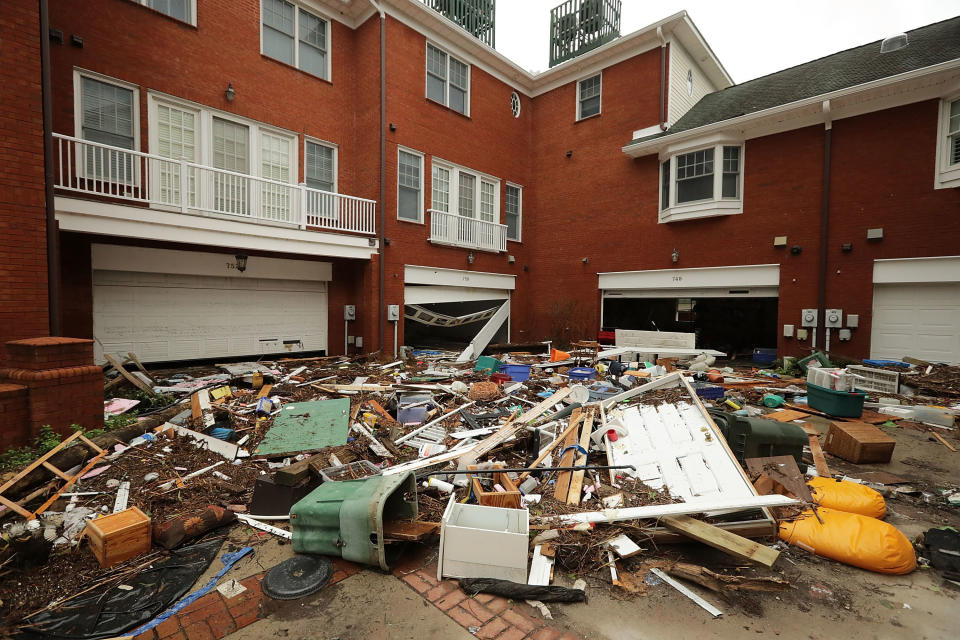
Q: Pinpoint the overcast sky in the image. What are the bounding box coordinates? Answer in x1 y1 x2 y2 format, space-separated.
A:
494 0 960 82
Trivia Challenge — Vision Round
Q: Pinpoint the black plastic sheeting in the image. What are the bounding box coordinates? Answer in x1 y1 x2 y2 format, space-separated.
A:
923 527 960 580
18 538 223 640
458 578 587 603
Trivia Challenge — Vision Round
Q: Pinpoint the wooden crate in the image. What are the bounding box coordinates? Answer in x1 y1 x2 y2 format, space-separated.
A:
823 421 896 464
85 506 152 568
469 465 521 509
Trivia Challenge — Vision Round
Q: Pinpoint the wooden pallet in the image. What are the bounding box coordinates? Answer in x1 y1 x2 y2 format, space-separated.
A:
0 431 107 520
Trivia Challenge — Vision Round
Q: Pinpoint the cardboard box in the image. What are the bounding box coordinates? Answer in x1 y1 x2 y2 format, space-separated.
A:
823 421 896 464
85 506 151 567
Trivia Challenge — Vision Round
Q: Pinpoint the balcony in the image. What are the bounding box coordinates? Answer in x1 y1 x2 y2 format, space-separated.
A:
549 0 622 68
423 0 496 47
53 134 376 236
429 209 506 253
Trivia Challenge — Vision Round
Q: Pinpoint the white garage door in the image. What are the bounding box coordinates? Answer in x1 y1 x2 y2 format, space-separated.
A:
871 283 960 364
93 270 328 363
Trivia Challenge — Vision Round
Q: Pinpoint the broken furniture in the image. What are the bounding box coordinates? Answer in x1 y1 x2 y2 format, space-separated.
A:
823 420 896 463
84 506 152 568
439 501 529 583
290 472 418 571
468 463 522 509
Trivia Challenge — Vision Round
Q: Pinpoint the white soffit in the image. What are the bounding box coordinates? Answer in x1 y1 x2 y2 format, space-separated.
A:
873 256 960 284
404 285 509 305
92 244 333 281
599 264 780 291
404 265 516 290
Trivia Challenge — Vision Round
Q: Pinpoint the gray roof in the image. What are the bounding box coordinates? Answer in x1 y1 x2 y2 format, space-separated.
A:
627 16 960 147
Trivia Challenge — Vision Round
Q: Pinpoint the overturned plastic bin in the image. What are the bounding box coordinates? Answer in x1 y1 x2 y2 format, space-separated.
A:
290 472 418 571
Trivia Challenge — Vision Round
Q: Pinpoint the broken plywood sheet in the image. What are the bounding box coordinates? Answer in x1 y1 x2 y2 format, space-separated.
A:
254 399 350 457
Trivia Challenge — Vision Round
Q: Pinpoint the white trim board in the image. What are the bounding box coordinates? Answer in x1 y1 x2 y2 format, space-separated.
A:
603 286 778 299
404 264 516 290
598 264 780 291
873 256 960 284
404 284 509 304
56 196 378 260
92 244 332 281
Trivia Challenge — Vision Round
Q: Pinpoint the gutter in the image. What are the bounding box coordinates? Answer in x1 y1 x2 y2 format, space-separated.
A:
370 0 386 355
657 27 667 130
623 56 960 156
40 0 61 336
817 100 832 351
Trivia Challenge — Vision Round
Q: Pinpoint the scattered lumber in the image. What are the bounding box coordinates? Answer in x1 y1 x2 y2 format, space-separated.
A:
103 353 156 396
665 562 790 593
566 407 596 505
659 514 780 568
553 409 582 501
808 434 832 477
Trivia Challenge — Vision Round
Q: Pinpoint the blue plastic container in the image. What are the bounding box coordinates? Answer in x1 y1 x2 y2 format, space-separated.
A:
568 367 596 382
753 348 777 364
498 364 531 382
692 383 724 400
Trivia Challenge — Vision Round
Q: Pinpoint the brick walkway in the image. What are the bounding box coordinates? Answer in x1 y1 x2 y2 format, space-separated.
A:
132 550 577 640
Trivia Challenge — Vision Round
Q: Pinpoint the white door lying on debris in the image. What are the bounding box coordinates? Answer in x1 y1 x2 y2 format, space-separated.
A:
93 271 328 363
871 283 960 365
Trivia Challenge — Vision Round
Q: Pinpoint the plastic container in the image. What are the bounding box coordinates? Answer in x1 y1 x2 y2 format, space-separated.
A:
753 347 777 364
797 351 832 372
587 382 620 402
806 367 848 391
498 364 531 382
806 382 866 418
474 356 502 374
845 365 899 394
318 460 382 482
568 367 596 382
490 372 512 385
397 405 428 425
692 383 724 400
708 409 808 465
291 472 417 570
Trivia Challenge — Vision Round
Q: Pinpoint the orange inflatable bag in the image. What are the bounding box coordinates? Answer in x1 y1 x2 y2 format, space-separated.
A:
778 507 916 575
807 477 886 519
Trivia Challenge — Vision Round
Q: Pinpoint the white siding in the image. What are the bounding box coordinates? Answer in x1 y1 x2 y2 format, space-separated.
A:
668 40 717 125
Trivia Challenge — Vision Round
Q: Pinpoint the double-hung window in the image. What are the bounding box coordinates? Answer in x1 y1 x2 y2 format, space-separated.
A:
305 140 336 223
260 131 292 221
398 149 423 222
577 73 601 120
262 0 330 80
659 143 743 222
212 117 250 216
155 101 197 206
430 160 504 250
505 184 521 242
78 74 138 184
936 97 960 189
426 44 469 115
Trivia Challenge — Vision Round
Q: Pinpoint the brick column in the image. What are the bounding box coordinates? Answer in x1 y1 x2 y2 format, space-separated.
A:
0 338 103 446
0 383 30 449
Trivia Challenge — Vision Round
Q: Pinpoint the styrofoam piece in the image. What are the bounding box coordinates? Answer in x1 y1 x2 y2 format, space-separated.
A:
439 501 529 583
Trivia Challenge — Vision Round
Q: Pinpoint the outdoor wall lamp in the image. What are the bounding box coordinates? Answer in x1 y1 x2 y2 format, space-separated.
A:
467 252 475 265
225 83 236 102
671 248 679 263
235 253 248 272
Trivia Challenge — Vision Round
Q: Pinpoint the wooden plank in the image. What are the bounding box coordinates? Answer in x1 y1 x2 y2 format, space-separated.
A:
744 456 813 502
808 434 832 477
566 407 595 505
931 431 957 452
666 562 790 593
0 431 83 495
553 409 582 501
103 353 155 395
126 352 156 382
257 384 274 399
274 456 316 487
41 461 72 482
191 389 216 429
0 495 33 518
368 400 398 426
842 408 901 425
660 514 780 568
460 410 519 462
528 545 555 586
765 409 809 423
516 386 574 424
606 534 642 559
382 520 439 541
517 414 584 482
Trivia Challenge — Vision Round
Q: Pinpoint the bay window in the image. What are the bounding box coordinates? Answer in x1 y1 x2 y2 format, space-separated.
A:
935 96 960 189
658 142 743 222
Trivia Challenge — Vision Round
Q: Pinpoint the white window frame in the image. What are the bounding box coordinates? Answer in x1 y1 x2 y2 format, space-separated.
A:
576 72 602 121
505 182 522 243
303 136 338 193
259 0 333 82
935 92 960 190
429 157 501 225
658 139 744 224
129 0 197 26
73 69 141 186
397 146 425 224
425 42 471 116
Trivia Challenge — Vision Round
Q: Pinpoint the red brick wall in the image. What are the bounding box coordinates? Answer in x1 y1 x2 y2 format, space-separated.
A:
0 384 31 450
0 0 50 343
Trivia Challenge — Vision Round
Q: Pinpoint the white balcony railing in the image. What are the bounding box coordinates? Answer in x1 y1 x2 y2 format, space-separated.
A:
429 208 507 253
53 133 376 235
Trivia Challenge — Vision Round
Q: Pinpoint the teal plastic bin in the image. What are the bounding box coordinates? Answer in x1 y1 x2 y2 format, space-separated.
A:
475 356 502 374
290 472 418 570
806 383 866 418
708 409 808 466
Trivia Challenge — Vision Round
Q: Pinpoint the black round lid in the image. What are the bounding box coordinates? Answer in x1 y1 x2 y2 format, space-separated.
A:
262 554 335 600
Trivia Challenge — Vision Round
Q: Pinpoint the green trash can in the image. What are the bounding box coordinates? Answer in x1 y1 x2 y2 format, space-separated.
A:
290 472 418 571
708 409 808 466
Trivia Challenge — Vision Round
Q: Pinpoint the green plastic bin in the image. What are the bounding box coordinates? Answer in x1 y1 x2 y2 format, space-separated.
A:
708 409 808 466
805 382 866 418
474 356 502 374
290 472 418 570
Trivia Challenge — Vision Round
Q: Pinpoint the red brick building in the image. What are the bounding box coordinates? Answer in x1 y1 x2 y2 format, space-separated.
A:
3 0 960 371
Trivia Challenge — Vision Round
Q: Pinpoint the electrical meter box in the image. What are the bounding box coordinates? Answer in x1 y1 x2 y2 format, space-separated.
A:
387 305 400 321
801 309 818 327
825 309 843 328
344 305 356 321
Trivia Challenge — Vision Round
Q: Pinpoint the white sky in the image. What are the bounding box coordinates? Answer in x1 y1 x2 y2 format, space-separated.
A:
494 0 960 82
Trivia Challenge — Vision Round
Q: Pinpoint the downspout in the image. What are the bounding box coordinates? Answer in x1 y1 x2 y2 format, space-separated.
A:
370 0 386 354
817 100 832 350
40 0 61 336
657 26 667 130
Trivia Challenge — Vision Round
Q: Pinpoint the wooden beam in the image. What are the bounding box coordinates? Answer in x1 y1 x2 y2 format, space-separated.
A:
126 352 156 383
566 407 595 505
659 514 780 568
808 434 832 477
103 353 155 395
553 409 582 501
517 414 584 482
931 431 957 452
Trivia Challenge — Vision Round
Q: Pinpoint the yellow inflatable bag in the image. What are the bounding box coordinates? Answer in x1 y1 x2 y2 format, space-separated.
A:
807 477 886 518
779 507 916 574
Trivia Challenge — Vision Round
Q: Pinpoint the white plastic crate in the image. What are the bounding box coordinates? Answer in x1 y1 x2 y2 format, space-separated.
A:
438 500 529 582
845 365 899 394
806 367 850 391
